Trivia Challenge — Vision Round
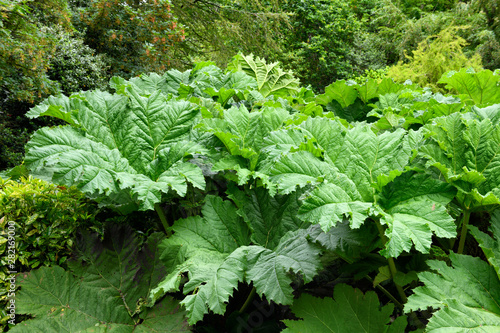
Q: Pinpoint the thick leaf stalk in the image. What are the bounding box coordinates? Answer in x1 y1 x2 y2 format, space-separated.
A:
457 210 471 254
375 218 408 304
155 203 171 236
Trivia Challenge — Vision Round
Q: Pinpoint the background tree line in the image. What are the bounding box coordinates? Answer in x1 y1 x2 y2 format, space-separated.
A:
1 0 499 169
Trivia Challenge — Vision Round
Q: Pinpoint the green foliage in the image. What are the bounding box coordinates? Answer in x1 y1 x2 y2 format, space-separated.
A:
24 87 206 213
0 0 70 104
149 194 320 324
168 0 288 70
227 53 300 98
18 55 500 331
405 252 500 331
283 284 407 332
9 225 190 332
73 0 184 78
438 68 500 106
0 176 102 328
280 0 363 91
0 176 101 270
388 27 483 91
23 58 301 217
350 67 388 84
0 118 31 169
46 27 108 95
267 117 456 258
420 112 500 212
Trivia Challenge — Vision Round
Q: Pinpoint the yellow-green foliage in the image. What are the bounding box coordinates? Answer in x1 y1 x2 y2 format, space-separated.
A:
351 67 389 84
388 26 483 91
0 176 102 328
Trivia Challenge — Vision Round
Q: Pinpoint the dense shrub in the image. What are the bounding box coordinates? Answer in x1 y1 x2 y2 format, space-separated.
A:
72 0 184 78
46 27 108 95
388 27 483 90
279 0 362 91
0 176 103 327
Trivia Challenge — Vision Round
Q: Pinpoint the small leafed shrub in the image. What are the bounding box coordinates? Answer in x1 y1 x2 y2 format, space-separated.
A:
0 176 103 328
388 26 483 91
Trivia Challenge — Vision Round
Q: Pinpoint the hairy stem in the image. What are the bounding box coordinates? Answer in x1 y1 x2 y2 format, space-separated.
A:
155 202 171 237
364 275 403 310
387 257 408 303
457 210 471 254
374 219 408 304
239 286 256 313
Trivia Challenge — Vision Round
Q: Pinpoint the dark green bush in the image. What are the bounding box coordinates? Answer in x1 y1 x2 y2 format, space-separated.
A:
279 0 362 91
45 27 108 95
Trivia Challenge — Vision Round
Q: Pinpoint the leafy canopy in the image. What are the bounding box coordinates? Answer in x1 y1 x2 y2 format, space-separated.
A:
267 117 456 257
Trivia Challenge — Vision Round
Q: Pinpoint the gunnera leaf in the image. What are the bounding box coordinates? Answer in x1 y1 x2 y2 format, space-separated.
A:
405 253 500 331
268 117 456 257
149 194 322 325
438 68 500 106
25 86 206 211
282 284 407 332
10 225 189 332
227 53 300 98
420 112 500 211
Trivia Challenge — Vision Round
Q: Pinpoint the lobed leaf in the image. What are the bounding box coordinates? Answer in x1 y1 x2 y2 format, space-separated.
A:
283 284 406 332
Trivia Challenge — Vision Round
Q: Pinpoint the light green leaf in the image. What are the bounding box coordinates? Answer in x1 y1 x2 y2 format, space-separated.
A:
246 229 322 304
26 94 78 125
406 253 500 330
268 151 332 194
379 172 456 257
298 179 372 231
420 112 500 211
227 53 300 98
316 80 358 109
438 68 500 106
24 87 204 211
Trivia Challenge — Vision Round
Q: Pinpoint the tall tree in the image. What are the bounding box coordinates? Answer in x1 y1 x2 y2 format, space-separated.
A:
0 0 71 103
168 0 288 69
73 0 185 78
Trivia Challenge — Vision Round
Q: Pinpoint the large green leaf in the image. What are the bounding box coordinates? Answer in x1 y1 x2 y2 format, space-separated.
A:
11 225 189 332
469 209 500 281
228 186 310 249
227 53 300 98
283 284 407 332
298 177 372 230
378 172 457 257
180 229 322 325
25 87 205 211
438 68 500 106
316 80 358 109
148 195 251 305
150 194 322 325
405 253 500 331
420 112 500 211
